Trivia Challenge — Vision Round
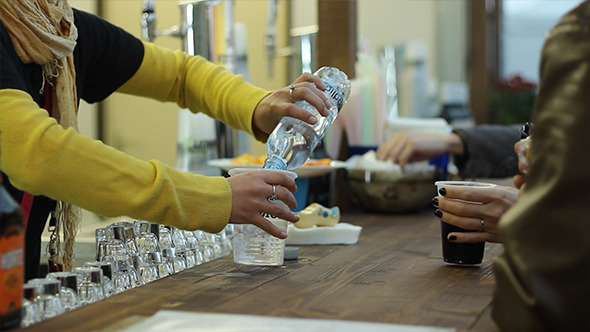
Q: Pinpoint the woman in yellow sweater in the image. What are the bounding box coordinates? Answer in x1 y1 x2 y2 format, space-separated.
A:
0 1 332 279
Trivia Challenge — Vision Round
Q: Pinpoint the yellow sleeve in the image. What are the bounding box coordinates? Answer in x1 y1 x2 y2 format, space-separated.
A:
117 41 270 140
0 89 229 233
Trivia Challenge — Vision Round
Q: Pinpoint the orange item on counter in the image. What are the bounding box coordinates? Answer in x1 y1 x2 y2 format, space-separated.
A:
230 154 331 167
0 176 24 330
229 154 266 165
302 158 331 166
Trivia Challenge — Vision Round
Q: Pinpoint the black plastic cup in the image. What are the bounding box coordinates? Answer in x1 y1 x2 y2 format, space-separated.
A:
435 181 496 265
440 222 485 264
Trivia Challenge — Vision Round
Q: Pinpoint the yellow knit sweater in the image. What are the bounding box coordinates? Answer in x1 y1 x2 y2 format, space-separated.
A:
0 41 270 233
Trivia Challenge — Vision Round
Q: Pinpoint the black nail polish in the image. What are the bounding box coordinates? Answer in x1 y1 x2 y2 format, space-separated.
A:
432 197 439 206
434 209 443 218
449 235 457 241
439 187 447 196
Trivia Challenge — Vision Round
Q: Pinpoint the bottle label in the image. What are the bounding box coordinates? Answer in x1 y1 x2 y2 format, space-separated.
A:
0 224 24 320
1 248 23 270
324 82 344 110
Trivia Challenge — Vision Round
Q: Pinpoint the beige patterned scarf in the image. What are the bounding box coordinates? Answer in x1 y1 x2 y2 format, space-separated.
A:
0 0 80 271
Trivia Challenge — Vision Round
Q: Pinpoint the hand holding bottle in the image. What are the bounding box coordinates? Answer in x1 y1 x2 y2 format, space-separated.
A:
263 67 351 170
252 72 333 136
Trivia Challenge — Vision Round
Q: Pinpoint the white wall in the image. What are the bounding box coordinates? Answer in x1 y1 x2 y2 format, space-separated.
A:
91 0 468 164
502 0 583 83
357 0 466 85
291 0 467 91
98 0 291 165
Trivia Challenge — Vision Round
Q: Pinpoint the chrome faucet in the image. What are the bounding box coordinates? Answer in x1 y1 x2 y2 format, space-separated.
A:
141 0 157 41
141 0 181 42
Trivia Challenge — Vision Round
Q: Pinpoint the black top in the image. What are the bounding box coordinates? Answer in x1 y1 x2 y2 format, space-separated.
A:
0 8 144 280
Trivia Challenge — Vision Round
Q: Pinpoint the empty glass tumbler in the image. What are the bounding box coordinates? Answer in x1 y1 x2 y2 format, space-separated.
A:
228 168 297 266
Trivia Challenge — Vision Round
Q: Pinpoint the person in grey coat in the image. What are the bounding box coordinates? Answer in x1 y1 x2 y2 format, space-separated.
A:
376 124 522 178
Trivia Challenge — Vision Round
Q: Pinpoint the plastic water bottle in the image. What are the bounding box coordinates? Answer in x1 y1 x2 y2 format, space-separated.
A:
263 67 351 170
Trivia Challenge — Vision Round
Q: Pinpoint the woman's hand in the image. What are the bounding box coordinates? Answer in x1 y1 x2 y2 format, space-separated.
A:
252 72 332 136
376 132 464 170
227 170 299 239
433 185 519 243
513 136 531 192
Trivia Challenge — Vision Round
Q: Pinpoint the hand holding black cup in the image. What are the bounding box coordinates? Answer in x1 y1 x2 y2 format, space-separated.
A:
434 181 497 264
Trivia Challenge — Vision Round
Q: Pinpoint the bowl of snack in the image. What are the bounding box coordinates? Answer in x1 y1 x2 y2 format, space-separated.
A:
345 151 440 213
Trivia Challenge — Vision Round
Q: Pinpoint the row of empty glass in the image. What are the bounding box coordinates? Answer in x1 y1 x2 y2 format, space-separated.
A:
21 220 233 327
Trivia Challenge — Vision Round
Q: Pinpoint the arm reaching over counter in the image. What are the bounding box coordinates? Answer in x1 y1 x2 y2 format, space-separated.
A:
376 125 521 178
0 1 333 278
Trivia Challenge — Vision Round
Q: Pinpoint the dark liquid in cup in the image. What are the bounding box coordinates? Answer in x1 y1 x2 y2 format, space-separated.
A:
441 222 485 264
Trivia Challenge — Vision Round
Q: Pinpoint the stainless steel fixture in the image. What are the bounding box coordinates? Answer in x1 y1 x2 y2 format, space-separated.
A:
141 0 237 175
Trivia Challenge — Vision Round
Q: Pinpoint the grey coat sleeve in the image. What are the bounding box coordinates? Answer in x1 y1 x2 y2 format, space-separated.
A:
452 125 521 178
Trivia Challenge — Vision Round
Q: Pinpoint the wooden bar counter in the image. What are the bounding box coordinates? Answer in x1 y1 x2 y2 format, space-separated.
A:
21 211 502 331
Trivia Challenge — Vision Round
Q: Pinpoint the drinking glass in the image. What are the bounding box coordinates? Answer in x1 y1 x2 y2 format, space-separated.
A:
178 249 196 269
162 248 186 273
132 254 157 284
171 226 189 252
27 279 65 321
157 226 175 252
72 266 105 306
45 272 79 311
183 230 204 265
111 270 131 294
220 226 233 256
95 227 107 261
21 284 40 327
99 239 140 287
123 228 140 255
194 230 213 262
147 251 172 279
208 232 223 259
97 238 129 263
125 267 142 288
83 261 115 297
228 168 297 266
134 221 160 254
106 223 139 255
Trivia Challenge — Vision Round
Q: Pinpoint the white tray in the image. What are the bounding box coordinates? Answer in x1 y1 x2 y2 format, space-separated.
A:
208 158 346 178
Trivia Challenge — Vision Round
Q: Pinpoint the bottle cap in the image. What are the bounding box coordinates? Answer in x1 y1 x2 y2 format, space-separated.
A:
284 246 299 260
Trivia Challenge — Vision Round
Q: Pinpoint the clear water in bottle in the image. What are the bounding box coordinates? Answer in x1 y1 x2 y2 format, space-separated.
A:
263 67 350 170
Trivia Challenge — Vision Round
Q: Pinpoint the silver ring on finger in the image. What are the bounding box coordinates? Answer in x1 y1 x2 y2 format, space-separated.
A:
479 219 485 232
289 85 296 102
269 185 277 201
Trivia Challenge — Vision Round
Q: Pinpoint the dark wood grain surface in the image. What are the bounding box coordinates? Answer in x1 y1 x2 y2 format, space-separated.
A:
20 211 502 331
